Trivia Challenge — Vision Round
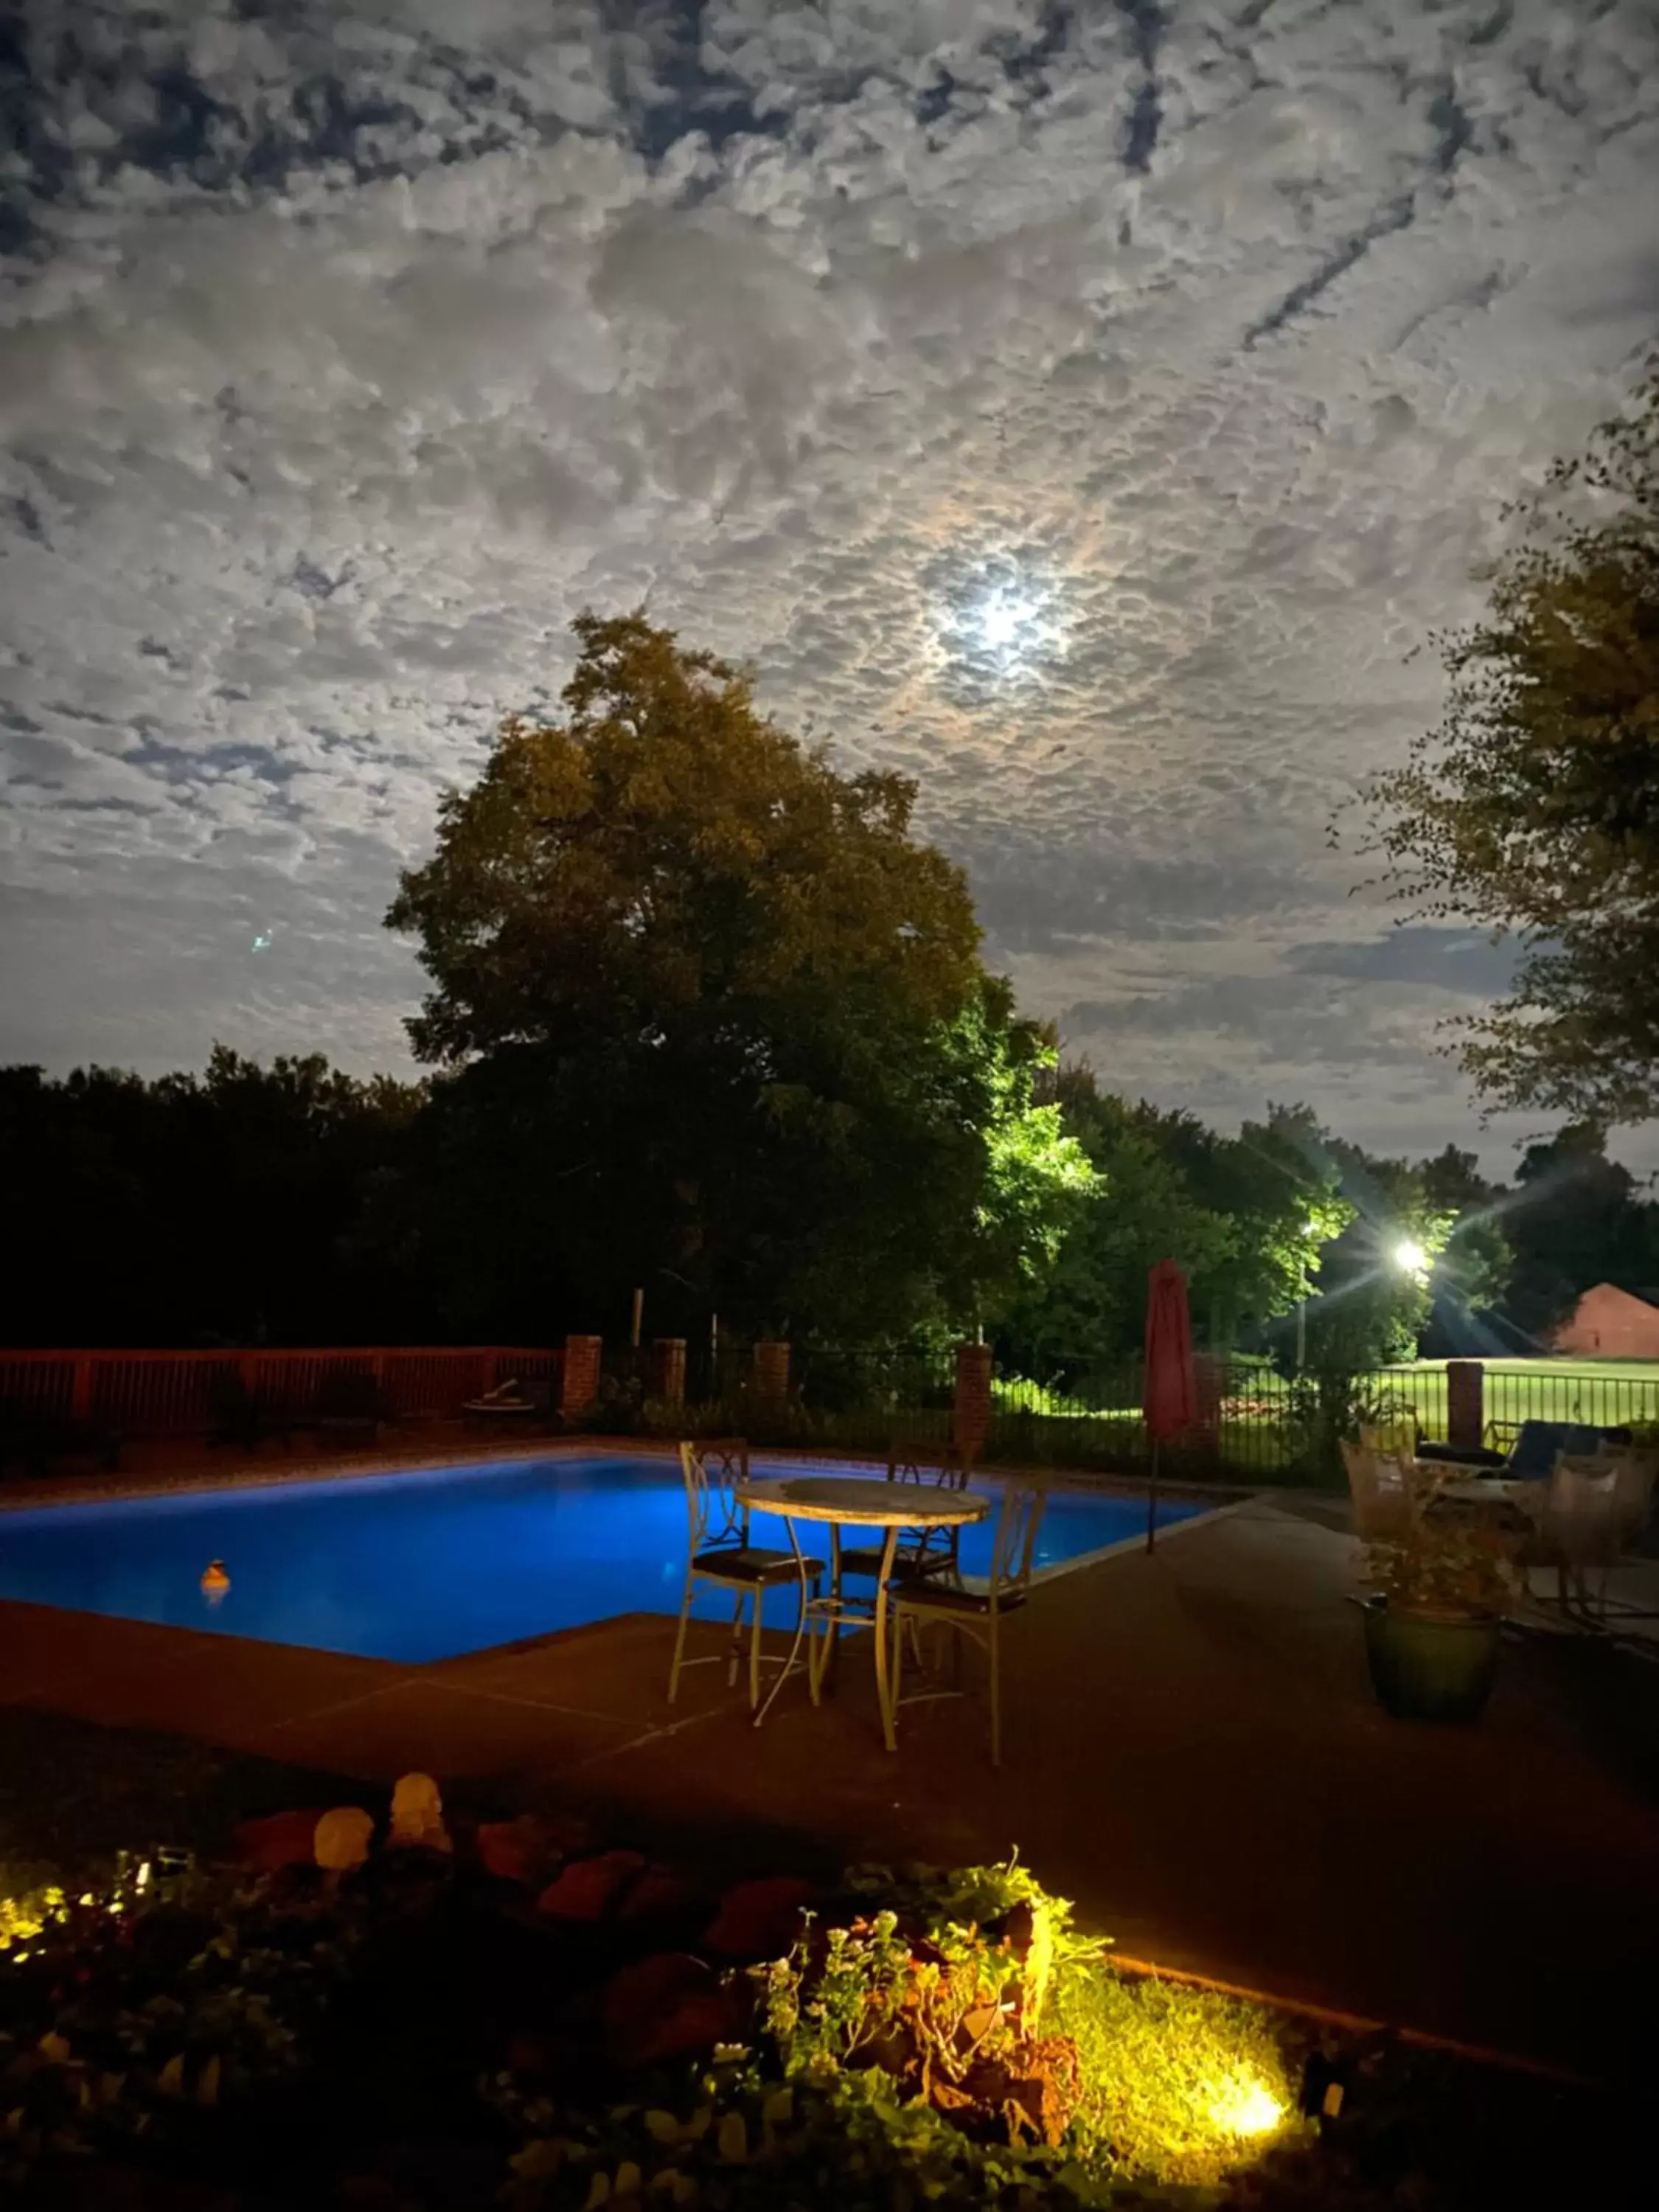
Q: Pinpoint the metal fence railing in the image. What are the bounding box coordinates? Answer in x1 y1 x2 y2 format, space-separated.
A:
0 1346 562 1439
590 1345 1659 1485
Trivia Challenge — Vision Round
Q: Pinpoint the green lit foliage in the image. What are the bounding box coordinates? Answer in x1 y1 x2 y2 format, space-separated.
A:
1000 1069 1349 1368
754 1861 1298 2197
387 613 1092 1341
0 1859 356 2189
1362 367 1659 1124
493 1861 1298 2209
1265 1105 1459 1377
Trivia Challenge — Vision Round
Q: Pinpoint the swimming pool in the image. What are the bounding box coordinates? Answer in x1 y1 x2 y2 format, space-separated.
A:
0 1455 1204 1663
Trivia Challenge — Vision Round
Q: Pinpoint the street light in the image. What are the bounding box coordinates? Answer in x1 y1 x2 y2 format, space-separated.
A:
1295 1219 1318 1372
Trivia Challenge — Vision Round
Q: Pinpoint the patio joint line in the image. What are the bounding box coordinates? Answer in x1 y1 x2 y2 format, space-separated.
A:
428 1677 651 1728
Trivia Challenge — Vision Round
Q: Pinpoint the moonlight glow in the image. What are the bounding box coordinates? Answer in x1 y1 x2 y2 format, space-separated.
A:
975 591 1039 651
943 569 1062 681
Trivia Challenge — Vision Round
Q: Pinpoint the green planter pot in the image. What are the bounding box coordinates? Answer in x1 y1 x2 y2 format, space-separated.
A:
1362 1597 1501 1723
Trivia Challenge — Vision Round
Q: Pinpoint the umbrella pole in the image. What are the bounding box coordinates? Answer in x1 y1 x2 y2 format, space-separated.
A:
1146 1438 1159 1554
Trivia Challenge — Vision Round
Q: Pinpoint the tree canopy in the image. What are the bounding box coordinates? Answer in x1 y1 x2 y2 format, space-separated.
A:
998 1075 1351 1376
0 1049 424 1347
387 613 1093 1343
1363 367 1659 1124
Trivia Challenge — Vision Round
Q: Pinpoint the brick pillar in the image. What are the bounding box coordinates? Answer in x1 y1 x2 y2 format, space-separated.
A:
1446 1359 1484 1452
653 1338 686 1406
561 1335 603 1420
953 1343 995 1461
751 1340 790 1413
1192 1354 1225 1446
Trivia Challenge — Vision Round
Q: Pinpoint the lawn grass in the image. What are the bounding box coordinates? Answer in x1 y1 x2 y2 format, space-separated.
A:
1373 1356 1659 1440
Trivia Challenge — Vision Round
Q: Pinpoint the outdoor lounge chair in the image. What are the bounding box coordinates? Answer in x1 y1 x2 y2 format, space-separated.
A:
1416 1418 1632 1480
887 1478 1046 1767
462 1378 560 1430
667 1438 824 1715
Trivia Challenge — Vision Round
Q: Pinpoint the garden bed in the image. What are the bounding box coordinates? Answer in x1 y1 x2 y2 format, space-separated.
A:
0 1722 1631 2209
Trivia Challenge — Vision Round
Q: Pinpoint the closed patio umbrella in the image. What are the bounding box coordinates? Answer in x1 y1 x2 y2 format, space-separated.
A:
1143 1258 1196 1554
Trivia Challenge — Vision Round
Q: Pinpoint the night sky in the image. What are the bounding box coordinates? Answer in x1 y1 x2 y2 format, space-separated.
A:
3 2 1656 1166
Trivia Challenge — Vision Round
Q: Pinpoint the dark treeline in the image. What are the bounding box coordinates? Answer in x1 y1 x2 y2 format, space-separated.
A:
0 1051 428 1348
4 1043 1656 1366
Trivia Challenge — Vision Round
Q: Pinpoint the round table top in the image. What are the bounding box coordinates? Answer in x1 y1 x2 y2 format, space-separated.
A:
737 1474 991 1529
1436 1477 1540 1511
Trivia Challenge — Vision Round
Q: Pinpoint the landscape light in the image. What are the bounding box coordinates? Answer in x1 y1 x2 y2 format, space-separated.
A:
1206 2075 1285 2138
1391 1237 1427 1276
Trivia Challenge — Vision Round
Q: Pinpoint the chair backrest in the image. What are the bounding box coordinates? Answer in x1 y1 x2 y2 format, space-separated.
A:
1340 1439 1421 1541
1542 1453 1624 1568
1612 1451 1658 1545
987 1481 1047 1603
886 1443 973 1492
678 1438 750 1554
1360 1420 1416 1461
1509 1420 1618 1481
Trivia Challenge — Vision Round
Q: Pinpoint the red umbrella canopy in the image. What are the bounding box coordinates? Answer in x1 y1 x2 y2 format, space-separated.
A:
1143 1259 1197 1443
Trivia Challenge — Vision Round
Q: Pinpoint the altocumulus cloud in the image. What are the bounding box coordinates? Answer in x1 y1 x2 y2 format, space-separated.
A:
1 0 1657 1164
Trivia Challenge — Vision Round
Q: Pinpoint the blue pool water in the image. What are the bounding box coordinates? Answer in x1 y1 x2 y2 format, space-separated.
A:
0 1456 1203 1663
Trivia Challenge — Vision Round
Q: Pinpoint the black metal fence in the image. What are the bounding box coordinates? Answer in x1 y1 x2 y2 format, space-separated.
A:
590 1341 1659 1486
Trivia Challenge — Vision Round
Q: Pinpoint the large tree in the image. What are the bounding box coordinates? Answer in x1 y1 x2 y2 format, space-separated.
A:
1363 369 1659 1123
386 613 1091 1343
1500 1121 1657 1338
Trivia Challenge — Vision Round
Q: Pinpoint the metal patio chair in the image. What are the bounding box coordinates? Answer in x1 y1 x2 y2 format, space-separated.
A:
1528 1448 1659 1628
667 1438 824 1714
835 1443 975 1590
887 1478 1047 1767
1340 1437 1438 1543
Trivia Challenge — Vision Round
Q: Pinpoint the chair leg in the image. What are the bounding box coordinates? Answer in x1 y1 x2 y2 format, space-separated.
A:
806 1573 824 1707
668 1573 696 1704
748 1588 764 1712
988 1610 1001 1768
891 1601 905 1733
726 1591 745 1688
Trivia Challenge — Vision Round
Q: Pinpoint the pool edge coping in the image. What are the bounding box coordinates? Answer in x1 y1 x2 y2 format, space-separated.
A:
0 1435 1256 1520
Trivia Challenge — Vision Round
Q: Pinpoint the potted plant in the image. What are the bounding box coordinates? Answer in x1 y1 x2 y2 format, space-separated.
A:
1360 1509 1523 1722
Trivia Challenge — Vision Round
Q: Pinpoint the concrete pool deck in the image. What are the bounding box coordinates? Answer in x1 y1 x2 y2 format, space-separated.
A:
2 1478 1656 2085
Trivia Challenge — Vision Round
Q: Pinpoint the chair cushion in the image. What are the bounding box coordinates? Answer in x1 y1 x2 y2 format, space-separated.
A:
838 1544 929 1576
692 1546 824 1583
1509 1420 1611 1481
894 1579 1026 1618
841 1532 956 1574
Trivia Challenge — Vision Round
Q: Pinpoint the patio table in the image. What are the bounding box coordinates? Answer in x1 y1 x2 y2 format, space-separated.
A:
736 1472 990 1746
1435 1477 1543 1513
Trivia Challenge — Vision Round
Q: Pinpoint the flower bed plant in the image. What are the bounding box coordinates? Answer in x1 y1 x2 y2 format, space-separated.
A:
0 1790 1629 2211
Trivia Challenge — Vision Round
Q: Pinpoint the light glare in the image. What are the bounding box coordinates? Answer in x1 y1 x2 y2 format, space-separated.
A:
1391 1237 1428 1275
1206 2076 1284 2138
975 594 1032 650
